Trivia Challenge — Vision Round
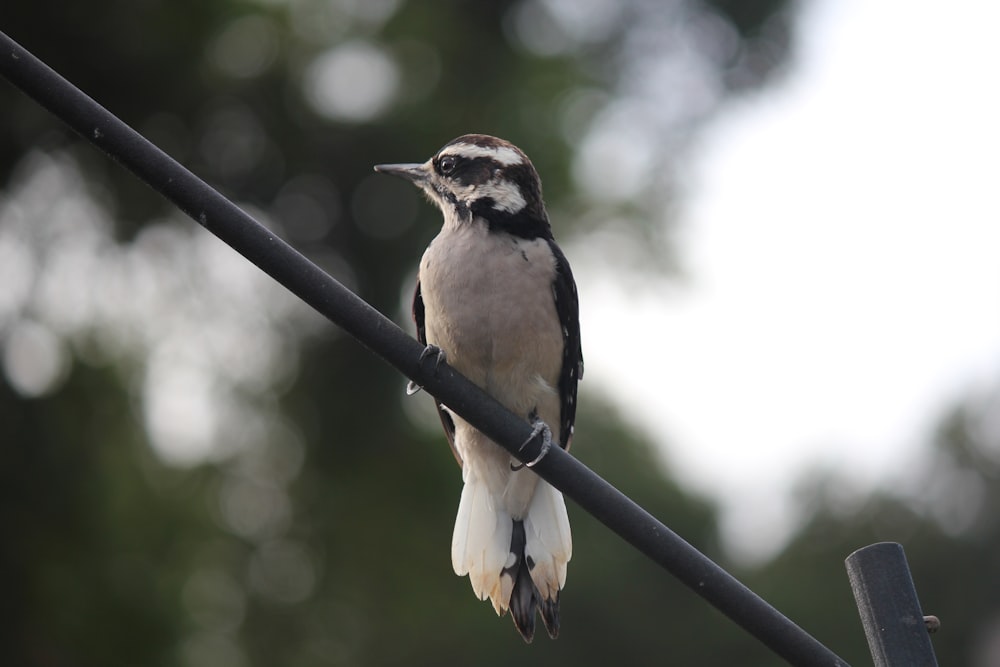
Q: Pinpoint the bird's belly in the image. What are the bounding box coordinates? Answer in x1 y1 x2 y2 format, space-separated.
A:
420 231 563 419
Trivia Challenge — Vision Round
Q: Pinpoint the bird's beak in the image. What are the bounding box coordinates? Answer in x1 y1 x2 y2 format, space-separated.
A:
373 162 429 184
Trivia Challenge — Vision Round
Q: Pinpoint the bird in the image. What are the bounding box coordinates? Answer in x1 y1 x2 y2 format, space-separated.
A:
374 134 583 642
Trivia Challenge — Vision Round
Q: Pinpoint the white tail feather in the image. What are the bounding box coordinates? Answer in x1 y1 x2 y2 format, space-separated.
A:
451 474 513 606
523 481 572 600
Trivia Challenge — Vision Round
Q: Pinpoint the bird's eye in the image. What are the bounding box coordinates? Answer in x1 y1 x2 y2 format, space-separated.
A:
438 155 457 175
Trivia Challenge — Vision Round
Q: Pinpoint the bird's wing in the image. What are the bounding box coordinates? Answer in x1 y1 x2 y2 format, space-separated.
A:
413 278 462 466
548 240 583 451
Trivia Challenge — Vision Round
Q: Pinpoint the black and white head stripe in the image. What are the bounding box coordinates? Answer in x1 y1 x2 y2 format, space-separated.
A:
468 176 527 213
437 140 525 167
431 134 551 239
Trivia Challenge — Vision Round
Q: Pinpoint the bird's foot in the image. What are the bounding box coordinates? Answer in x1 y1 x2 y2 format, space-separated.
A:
406 344 447 395
512 415 552 470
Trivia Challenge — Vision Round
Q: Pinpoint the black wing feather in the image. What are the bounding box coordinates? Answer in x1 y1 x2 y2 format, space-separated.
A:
547 240 583 451
413 279 461 466
413 278 426 345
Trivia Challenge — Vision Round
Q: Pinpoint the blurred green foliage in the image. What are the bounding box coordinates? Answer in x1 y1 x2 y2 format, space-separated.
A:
1 1 997 666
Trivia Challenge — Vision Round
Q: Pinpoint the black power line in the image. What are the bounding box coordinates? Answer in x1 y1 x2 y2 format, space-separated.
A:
1 29 849 667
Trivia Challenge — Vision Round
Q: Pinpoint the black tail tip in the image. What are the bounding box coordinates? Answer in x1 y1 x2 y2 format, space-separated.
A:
511 608 536 644
510 593 560 642
509 560 537 643
539 594 560 639
505 519 561 643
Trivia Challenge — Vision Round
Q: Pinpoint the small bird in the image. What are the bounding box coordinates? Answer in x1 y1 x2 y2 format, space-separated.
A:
375 135 583 642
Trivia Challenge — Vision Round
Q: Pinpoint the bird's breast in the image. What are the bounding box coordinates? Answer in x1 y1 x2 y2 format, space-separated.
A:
419 223 563 407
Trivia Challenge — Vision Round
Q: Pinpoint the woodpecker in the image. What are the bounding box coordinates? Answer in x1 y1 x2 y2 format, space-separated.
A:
375 134 583 642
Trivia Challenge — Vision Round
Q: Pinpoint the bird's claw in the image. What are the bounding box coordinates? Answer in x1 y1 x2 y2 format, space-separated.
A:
406 345 447 395
419 344 448 367
512 416 552 470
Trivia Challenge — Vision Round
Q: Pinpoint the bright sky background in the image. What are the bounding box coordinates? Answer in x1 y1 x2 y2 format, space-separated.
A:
576 0 1000 561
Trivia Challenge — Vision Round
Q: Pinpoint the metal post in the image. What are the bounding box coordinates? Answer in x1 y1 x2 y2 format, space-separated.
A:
845 542 939 667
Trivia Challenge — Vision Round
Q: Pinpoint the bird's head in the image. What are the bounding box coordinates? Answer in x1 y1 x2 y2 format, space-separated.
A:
375 134 552 239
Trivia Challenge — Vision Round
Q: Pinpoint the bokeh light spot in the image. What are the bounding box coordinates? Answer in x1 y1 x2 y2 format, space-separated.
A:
143 354 219 467
2 320 70 398
303 40 399 122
